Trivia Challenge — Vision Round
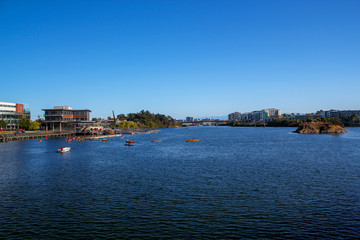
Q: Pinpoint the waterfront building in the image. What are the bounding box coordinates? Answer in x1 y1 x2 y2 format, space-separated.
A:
186 117 194 122
324 110 341 118
318 109 360 120
228 112 241 121
282 113 323 121
241 112 252 121
251 110 269 121
0 102 31 129
264 108 281 118
339 110 360 118
42 106 92 132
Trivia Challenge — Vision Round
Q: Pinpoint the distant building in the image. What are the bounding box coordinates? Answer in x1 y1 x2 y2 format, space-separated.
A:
186 117 194 122
264 108 281 118
0 102 30 129
283 113 323 121
241 112 252 121
318 109 360 119
228 112 241 121
251 110 268 121
42 106 92 132
324 110 340 118
339 110 360 118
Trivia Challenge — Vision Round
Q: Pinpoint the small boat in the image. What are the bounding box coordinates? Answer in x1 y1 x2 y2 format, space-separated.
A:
185 139 199 142
151 140 162 143
57 147 71 153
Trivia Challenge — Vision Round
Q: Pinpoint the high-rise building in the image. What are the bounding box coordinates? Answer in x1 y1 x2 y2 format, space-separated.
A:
0 102 31 129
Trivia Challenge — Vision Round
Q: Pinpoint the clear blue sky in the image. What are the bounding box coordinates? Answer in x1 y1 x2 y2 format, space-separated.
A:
1 0 359 119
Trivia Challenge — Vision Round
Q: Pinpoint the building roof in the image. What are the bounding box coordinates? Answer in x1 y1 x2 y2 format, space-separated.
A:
42 108 91 112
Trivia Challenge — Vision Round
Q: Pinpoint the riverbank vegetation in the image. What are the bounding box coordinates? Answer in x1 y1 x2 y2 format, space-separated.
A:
229 121 257 127
0 116 40 131
266 119 302 127
113 110 181 129
229 114 360 128
315 117 345 127
18 116 41 130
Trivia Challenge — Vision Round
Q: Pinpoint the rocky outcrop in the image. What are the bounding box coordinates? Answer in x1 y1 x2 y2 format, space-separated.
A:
295 121 350 134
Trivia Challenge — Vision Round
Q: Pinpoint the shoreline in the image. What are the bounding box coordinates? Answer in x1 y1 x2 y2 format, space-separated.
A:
0 129 160 143
0 132 76 143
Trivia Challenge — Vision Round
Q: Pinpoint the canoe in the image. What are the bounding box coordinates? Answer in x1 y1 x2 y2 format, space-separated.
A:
57 147 71 153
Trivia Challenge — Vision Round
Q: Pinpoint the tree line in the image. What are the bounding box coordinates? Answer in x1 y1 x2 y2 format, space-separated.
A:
229 114 360 128
0 116 40 131
112 110 181 129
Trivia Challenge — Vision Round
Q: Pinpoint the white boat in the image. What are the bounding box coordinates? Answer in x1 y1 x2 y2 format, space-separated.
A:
57 147 71 153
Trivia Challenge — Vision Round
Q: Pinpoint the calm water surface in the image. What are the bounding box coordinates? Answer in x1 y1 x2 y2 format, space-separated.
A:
0 127 359 239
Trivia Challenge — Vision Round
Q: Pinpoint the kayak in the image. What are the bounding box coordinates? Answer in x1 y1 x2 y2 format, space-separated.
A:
185 139 199 142
151 140 162 142
125 140 135 144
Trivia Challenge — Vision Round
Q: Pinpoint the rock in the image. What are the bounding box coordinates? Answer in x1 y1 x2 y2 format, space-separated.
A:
295 121 350 134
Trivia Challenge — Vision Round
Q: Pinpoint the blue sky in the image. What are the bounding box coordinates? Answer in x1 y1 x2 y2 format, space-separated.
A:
1 0 359 119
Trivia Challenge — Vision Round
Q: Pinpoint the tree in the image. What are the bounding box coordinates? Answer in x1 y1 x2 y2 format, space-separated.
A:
29 121 40 130
117 114 126 120
327 117 344 127
0 117 7 129
351 114 359 123
18 116 31 129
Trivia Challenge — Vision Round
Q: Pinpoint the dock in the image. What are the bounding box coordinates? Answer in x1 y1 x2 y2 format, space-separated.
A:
0 132 76 143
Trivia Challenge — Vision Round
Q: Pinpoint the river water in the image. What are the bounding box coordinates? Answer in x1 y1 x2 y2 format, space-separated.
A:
0 127 359 239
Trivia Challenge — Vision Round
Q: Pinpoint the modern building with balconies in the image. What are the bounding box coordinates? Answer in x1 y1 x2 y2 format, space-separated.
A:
0 102 31 129
251 110 269 121
42 106 92 132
